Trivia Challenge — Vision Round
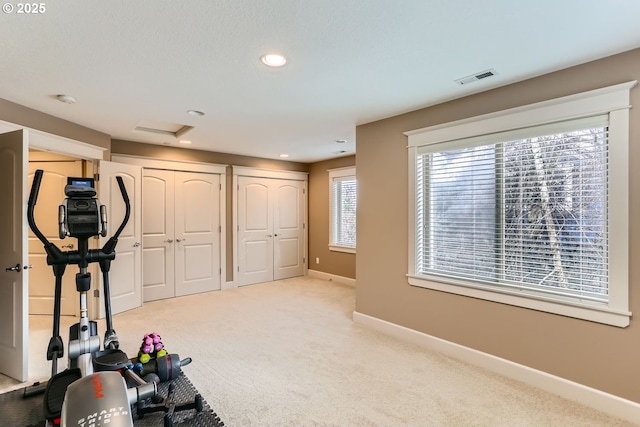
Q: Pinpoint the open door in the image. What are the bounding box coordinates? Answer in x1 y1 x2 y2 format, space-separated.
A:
98 161 143 316
0 130 28 381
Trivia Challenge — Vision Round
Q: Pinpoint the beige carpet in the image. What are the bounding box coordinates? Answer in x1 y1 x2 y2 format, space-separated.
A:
1 276 636 426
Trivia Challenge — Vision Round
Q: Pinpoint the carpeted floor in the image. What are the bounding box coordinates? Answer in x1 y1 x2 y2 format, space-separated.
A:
1 276 638 426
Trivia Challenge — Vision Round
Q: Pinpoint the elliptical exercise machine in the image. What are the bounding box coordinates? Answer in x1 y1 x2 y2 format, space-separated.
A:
26 169 156 426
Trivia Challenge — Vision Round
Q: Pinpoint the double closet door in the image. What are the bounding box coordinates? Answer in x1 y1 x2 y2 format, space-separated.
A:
142 169 221 301
236 175 306 286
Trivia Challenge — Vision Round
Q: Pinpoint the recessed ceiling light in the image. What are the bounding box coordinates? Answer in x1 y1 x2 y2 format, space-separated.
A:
187 110 205 116
335 139 347 144
260 54 287 67
279 154 290 158
179 140 192 145
56 94 77 104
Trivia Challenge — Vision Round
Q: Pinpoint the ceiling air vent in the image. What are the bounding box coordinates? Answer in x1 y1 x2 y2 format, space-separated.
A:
454 68 498 86
134 119 194 138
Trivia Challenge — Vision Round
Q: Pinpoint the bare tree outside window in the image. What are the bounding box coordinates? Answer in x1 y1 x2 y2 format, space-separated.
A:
419 127 607 302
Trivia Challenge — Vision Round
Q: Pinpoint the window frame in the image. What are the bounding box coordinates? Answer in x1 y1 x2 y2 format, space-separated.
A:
329 166 357 253
406 81 636 327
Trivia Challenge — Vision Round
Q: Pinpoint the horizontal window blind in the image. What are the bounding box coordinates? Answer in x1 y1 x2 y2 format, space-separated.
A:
331 176 357 248
417 118 609 304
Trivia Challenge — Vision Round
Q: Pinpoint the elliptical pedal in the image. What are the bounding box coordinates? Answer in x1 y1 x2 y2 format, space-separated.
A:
43 368 82 421
93 349 130 371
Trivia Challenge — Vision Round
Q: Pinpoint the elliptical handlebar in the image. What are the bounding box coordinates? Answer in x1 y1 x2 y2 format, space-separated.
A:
112 176 130 241
28 169 50 247
101 176 130 256
27 169 131 257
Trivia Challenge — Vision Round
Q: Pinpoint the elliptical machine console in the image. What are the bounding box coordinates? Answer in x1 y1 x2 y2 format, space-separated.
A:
59 176 107 240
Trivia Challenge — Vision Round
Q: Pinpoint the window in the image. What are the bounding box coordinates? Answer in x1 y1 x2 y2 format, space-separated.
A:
329 167 356 253
407 82 636 327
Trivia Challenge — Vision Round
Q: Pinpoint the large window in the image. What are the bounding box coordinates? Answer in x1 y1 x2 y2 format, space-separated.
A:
407 82 635 327
329 167 356 253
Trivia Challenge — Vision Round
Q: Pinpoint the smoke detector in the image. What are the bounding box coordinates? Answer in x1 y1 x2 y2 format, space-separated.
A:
454 69 498 85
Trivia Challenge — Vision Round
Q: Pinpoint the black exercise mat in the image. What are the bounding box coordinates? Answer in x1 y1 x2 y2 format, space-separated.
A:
0 373 224 427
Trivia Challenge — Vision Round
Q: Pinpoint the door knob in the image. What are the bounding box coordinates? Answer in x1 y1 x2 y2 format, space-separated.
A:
133 242 141 247
176 238 186 243
164 239 174 243
5 263 28 272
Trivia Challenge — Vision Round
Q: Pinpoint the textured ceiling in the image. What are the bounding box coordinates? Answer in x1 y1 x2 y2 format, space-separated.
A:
1 0 640 162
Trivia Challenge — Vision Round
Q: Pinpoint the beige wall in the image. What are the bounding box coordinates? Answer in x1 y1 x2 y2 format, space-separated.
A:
0 98 111 156
308 155 356 279
111 139 310 282
355 47 640 402
111 139 309 172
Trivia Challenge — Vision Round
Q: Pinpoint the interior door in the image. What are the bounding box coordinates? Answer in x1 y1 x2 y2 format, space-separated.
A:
174 171 221 296
98 161 142 316
142 169 175 302
237 176 274 286
273 180 305 280
28 160 83 316
0 130 28 381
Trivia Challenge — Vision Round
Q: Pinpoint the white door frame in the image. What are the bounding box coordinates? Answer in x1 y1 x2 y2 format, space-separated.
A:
4 120 107 320
0 120 107 160
0 119 106 381
232 166 308 288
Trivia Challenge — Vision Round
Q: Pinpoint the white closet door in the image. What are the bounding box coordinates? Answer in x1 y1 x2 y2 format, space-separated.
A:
142 169 175 302
237 176 274 286
273 180 305 280
174 171 221 296
98 161 143 316
236 175 306 286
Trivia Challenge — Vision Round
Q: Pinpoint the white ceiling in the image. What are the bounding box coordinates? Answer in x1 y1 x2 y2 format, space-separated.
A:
2 1 640 163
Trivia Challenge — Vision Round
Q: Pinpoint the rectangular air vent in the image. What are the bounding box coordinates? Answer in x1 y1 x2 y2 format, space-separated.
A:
455 68 498 86
134 119 194 138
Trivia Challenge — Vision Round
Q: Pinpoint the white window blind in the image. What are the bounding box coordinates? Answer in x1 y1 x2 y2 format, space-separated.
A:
329 167 356 251
406 80 636 326
417 117 609 304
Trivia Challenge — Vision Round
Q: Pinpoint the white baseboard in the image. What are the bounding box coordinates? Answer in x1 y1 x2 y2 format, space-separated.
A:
353 311 640 424
307 269 356 287
222 281 236 290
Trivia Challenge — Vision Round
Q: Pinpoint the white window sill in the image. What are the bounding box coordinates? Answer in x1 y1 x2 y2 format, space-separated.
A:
329 245 356 254
407 275 631 328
